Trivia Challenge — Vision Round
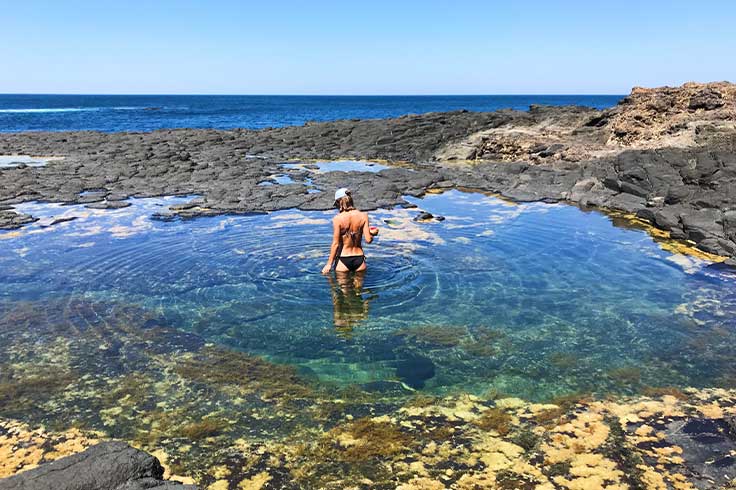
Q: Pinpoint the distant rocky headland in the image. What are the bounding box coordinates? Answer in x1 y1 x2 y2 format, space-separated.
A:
1 81 735 262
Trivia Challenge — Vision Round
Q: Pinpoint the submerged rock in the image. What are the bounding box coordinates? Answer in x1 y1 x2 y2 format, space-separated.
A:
395 353 436 389
85 200 132 210
0 441 197 490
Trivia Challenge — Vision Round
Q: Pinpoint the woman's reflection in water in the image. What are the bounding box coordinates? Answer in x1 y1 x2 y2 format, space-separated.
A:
327 271 376 336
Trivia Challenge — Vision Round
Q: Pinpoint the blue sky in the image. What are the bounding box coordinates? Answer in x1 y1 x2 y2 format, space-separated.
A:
2 0 735 94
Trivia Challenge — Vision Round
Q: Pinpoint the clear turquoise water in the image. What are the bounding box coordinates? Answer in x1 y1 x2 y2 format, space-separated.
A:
1 190 734 401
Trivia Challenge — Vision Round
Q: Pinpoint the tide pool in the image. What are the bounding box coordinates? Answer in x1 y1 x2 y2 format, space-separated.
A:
1 190 734 403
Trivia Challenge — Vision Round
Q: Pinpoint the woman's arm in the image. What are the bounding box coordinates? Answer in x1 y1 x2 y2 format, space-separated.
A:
321 218 342 274
363 213 373 244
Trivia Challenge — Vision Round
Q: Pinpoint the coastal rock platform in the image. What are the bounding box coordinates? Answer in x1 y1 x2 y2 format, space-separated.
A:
1 82 735 259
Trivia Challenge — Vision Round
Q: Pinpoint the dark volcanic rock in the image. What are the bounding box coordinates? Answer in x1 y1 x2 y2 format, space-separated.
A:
0 441 197 490
85 200 132 210
0 210 36 230
663 417 736 489
0 82 735 259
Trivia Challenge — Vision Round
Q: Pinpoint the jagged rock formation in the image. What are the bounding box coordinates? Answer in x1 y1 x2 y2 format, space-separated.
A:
0 82 734 259
435 81 736 163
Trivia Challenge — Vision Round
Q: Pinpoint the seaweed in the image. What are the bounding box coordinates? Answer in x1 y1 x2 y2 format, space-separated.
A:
607 366 642 387
321 417 413 463
531 407 565 426
178 417 230 440
396 325 468 347
495 470 538 490
405 394 438 408
543 461 571 478
600 416 646 490
0 371 76 413
548 352 578 370
461 326 508 356
174 346 313 400
641 386 688 400
549 392 591 410
473 408 511 435
509 428 540 453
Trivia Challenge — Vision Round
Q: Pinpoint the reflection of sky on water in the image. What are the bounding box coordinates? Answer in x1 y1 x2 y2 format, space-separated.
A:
281 160 389 173
1 190 735 400
0 155 63 167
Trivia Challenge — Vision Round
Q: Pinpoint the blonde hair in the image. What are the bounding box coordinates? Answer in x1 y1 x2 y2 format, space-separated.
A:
335 191 355 213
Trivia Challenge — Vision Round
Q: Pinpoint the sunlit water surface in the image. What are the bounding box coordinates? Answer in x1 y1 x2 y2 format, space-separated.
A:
1 190 735 401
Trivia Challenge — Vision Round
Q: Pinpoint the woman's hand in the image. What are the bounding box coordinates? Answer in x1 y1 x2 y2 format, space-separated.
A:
321 264 332 275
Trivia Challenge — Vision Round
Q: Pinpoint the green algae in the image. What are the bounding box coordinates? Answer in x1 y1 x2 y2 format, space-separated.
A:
607 366 642 388
178 417 231 440
509 428 540 453
461 326 508 357
0 370 77 414
641 385 689 400
396 324 468 347
495 470 538 490
600 416 646 490
547 351 578 370
174 345 314 402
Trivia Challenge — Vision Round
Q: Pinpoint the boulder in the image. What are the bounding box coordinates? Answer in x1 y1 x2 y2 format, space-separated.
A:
0 441 197 490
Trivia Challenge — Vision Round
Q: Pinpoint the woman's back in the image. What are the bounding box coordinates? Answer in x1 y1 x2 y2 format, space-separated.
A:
321 188 377 275
335 210 368 256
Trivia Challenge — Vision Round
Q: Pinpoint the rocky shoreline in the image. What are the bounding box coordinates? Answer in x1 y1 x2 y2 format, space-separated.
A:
1 82 736 488
1 82 735 261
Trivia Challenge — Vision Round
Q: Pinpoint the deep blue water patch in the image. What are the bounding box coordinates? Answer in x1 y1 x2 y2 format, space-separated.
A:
0 94 623 132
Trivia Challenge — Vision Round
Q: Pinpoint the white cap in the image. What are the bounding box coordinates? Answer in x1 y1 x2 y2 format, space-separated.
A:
334 188 349 201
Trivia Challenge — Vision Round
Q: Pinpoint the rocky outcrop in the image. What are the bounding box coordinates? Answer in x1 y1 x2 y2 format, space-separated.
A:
0 441 197 490
0 82 735 259
435 81 736 163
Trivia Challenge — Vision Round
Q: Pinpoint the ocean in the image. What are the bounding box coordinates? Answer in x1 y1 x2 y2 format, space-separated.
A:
0 94 623 133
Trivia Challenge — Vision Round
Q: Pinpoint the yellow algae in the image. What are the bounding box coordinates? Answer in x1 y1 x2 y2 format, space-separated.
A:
476 438 525 471
408 460 429 476
696 402 724 418
208 480 229 490
495 397 527 409
639 466 668 490
209 464 231 480
605 209 727 262
396 477 447 490
0 418 98 478
237 471 271 490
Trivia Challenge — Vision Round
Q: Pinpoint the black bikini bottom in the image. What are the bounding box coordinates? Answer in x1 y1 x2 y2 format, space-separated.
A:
339 255 366 271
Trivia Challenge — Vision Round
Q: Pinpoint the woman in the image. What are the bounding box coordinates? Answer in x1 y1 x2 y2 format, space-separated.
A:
321 188 378 274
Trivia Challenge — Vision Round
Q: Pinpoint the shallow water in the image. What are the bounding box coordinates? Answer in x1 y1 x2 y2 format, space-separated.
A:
1 190 734 403
282 160 389 173
0 155 61 167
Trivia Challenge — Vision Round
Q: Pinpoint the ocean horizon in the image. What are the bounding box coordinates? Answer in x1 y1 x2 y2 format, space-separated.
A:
0 93 624 133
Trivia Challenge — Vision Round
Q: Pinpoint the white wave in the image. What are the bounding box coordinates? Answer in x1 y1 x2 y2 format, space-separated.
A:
0 106 148 113
0 108 95 113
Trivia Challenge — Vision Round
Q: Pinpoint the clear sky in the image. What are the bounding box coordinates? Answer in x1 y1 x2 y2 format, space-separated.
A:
2 0 735 95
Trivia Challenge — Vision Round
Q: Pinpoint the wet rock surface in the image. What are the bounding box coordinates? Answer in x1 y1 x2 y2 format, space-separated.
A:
1 82 735 258
0 441 197 490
